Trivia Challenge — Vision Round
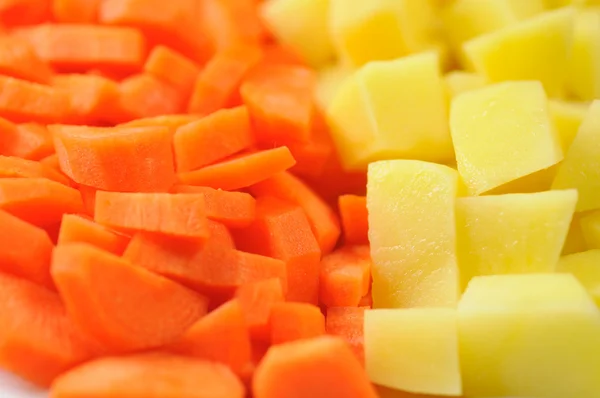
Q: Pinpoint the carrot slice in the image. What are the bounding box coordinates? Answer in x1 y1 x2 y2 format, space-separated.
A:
200 0 265 50
258 43 305 67
0 156 70 185
174 106 255 172
78 185 96 216
250 172 341 254
326 307 367 366
52 0 101 23
0 177 84 226
0 75 70 123
119 113 200 129
234 196 320 304
0 0 51 27
58 214 130 256
13 24 147 74
235 279 284 342
4 123 54 161
178 147 296 190
0 272 101 387
0 209 54 288
320 246 372 308
338 195 369 245
51 124 176 192
51 243 208 352
119 73 185 119
172 185 256 228
50 353 245 398
144 45 200 98
253 336 377 398
187 45 263 116
172 299 252 375
269 302 325 344
94 191 210 239
0 36 53 84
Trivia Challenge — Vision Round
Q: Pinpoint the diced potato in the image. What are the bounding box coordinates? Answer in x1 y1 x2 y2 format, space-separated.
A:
553 100 600 212
506 0 546 19
549 99 589 152
375 385 464 398
364 308 461 396
443 71 486 99
557 250 600 306
463 7 576 97
545 0 584 7
581 210 600 249
456 190 577 290
261 0 334 67
567 8 600 101
486 165 557 195
460 273 600 398
314 64 351 110
328 52 453 171
450 81 563 195
367 160 459 308
563 212 589 255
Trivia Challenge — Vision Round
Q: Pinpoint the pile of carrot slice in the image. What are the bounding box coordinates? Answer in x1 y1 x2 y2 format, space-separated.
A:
0 0 379 397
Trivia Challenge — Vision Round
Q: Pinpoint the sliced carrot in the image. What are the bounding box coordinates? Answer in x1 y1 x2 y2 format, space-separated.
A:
0 156 70 185
13 24 147 74
200 0 265 50
40 153 60 170
0 177 84 226
78 185 96 216
52 74 121 125
359 290 373 308
0 0 51 26
269 302 325 344
172 185 256 228
250 172 341 254
187 44 263 116
0 209 54 288
241 64 315 144
0 75 70 123
339 195 369 245
235 278 284 342
50 124 176 192
144 45 200 98
50 353 245 398
178 146 296 190
172 299 252 375
258 43 305 67
303 154 368 205
95 191 210 239
58 214 130 256
253 336 377 398
51 243 208 352
52 0 101 23
234 196 320 304
0 272 101 387
326 307 367 366
119 113 201 129
286 109 333 178
4 123 54 160
119 73 185 119
174 106 254 172
0 36 53 84
0 117 18 156
320 246 372 308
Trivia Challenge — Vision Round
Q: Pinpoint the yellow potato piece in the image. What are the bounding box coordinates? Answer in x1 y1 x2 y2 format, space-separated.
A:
450 80 563 196
367 160 459 309
581 210 600 249
563 212 589 255
553 100 600 212
486 165 557 195
443 71 486 99
548 99 589 152
314 63 351 111
327 52 453 171
364 308 461 396
457 190 577 290
558 249 600 306
567 7 600 101
463 7 576 97
460 273 600 398
506 0 546 19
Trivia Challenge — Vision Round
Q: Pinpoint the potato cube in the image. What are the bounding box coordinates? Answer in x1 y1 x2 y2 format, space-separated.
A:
567 8 600 101
557 250 600 306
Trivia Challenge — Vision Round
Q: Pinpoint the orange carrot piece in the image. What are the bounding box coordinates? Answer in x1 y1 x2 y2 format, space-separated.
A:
0 75 70 123
359 290 373 308
253 336 377 398
286 110 333 178
172 299 252 375
0 272 101 387
52 0 100 23
0 156 70 185
5 123 54 160
40 153 60 169
0 117 17 156
0 36 53 84
269 302 325 344
326 307 367 366
174 106 254 172
187 45 262 116
51 243 208 352
52 74 121 125
320 246 372 308
250 172 341 254
50 124 176 192
178 147 296 190
58 214 130 256
144 45 200 98
0 210 53 288
119 113 201 129
50 353 245 398
13 24 147 74
339 195 369 245
119 73 185 119
172 185 256 228
0 0 51 26
241 64 315 144
200 0 265 50
0 177 84 226
78 185 96 216
235 278 284 342
234 197 320 304
258 43 305 67
95 191 210 239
